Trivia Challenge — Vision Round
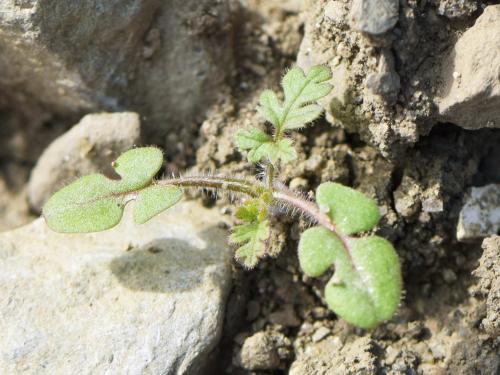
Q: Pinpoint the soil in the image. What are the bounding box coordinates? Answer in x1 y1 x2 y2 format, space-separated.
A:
1 0 499 374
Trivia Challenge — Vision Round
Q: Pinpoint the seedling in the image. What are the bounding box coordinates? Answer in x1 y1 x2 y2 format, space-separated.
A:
43 66 401 329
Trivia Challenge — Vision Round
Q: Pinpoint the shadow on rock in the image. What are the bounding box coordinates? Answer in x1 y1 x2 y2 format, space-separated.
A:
109 226 228 293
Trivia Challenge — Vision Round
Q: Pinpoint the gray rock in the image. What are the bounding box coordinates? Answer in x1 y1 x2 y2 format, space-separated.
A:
27 112 141 213
0 0 233 137
365 50 400 98
437 5 500 129
349 0 399 35
0 201 231 374
457 184 500 241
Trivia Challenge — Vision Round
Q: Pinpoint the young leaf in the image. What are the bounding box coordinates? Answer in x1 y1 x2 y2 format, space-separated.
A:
235 128 296 164
43 147 178 233
257 65 332 132
316 182 380 235
298 227 401 329
298 226 344 277
42 174 124 233
324 236 401 329
231 220 270 269
133 185 183 224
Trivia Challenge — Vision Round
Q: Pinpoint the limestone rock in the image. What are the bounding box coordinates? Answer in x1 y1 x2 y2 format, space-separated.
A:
237 331 291 371
0 201 231 374
437 5 500 129
0 0 233 137
349 0 399 35
457 184 500 241
435 0 478 19
28 112 141 213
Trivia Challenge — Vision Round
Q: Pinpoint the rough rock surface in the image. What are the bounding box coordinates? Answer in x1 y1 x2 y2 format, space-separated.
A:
236 331 291 371
349 0 399 35
0 0 233 138
437 5 500 129
457 184 500 241
0 201 231 374
474 236 500 337
28 112 141 213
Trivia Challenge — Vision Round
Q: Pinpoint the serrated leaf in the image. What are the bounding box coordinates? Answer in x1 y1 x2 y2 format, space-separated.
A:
260 139 297 164
231 220 270 269
316 182 380 235
257 90 282 127
325 236 401 329
257 65 332 132
298 227 401 329
133 185 183 224
235 200 260 222
43 147 168 233
42 174 125 233
234 128 271 152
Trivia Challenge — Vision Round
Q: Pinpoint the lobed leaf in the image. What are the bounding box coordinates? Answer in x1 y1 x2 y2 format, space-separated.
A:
316 182 380 235
235 128 296 165
43 147 181 233
298 227 401 329
42 174 124 233
324 236 401 329
257 65 332 133
231 220 270 269
133 185 183 224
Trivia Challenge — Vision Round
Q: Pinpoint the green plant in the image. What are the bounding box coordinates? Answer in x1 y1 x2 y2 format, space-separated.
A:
43 66 401 329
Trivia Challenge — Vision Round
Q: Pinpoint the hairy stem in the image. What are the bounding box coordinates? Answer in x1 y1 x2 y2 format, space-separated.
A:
157 175 261 197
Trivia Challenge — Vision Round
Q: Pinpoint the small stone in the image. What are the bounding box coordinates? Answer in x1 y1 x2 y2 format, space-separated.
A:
457 184 500 241
422 197 444 213
238 332 281 371
349 0 399 35
442 268 457 284
312 327 331 342
269 304 301 327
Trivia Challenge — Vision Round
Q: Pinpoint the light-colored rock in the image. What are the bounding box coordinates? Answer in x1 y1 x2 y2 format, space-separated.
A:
0 0 233 137
237 331 291 371
457 184 500 241
349 0 399 35
437 5 500 129
0 201 231 375
28 112 141 213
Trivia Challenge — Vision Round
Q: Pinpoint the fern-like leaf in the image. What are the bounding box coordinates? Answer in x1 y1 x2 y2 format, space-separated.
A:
257 65 332 132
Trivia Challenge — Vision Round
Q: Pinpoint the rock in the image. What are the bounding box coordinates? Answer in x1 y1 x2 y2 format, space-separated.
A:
237 331 290 371
473 236 500 337
437 5 500 129
349 0 399 35
0 0 233 138
0 201 231 374
365 50 400 98
435 0 478 19
456 184 500 241
27 112 141 213
311 326 331 342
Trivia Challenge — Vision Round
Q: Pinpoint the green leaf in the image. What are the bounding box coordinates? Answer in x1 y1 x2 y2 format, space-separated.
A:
43 147 174 233
231 220 270 269
325 236 401 329
298 226 344 277
298 227 401 329
133 185 183 224
257 65 332 132
42 174 125 233
316 182 380 235
113 147 164 192
235 128 296 165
